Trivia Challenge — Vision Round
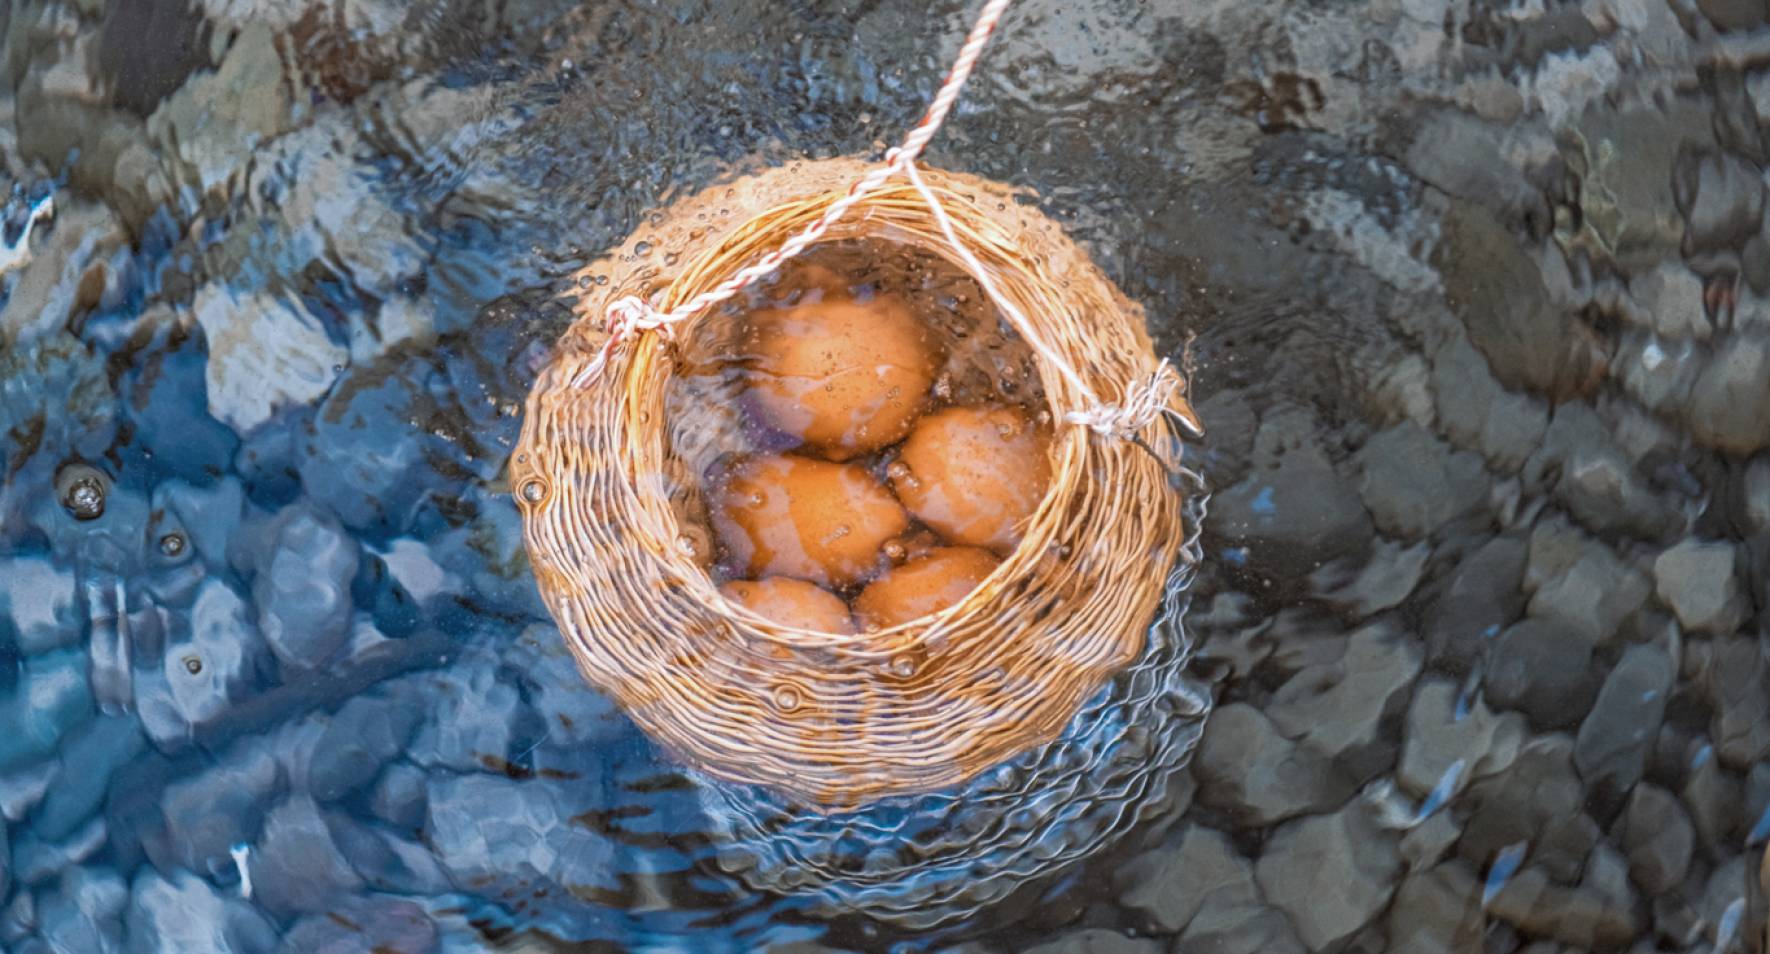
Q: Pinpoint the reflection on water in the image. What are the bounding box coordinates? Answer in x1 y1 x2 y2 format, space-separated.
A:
1 0 1769 949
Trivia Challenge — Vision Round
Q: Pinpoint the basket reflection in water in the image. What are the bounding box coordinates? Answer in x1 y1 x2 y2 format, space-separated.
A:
511 157 1211 918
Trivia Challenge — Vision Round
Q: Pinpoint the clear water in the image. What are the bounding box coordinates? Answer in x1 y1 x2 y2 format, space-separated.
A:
3 0 1770 950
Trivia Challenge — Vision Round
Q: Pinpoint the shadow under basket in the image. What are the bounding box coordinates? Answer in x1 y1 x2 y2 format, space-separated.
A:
511 156 1201 808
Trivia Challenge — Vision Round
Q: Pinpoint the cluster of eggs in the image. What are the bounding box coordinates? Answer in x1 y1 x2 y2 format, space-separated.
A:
700 268 1052 633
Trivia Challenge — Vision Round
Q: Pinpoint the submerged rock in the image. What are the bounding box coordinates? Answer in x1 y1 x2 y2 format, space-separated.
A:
1194 703 1349 826
275 895 439 954
1699 636 1770 768
1399 679 1526 800
1255 803 1400 950
1116 824 1259 935
192 285 347 438
1424 535 1527 668
1575 645 1674 796
1524 521 1649 647
1356 422 1491 538
1386 862 1484 954
1022 929 1162 954
1209 404 1374 568
1687 329 1770 455
126 868 278 954
1652 540 1747 635
251 502 359 669
0 556 81 655
153 746 281 874
1265 622 1422 764
247 795 365 920
0 650 93 775
1484 618 1599 729
1620 783 1694 895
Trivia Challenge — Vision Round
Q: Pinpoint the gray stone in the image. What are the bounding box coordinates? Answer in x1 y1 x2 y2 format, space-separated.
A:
1524 521 1649 647
1485 618 1599 728
1688 329 1770 455
1627 262 1713 340
402 650 525 773
1616 330 1703 417
1460 736 1593 880
426 773 609 892
1682 748 1742 850
1575 645 1674 794
309 694 421 802
0 556 80 655
1266 622 1422 762
190 284 347 437
1310 538 1429 618
0 762 57 823
1116 824 1258 934
1399 680 1526 799
276 896 439 954
1208 403 1375 567
1673 148 1766 253
146 22 301 199
0 650 93 774
252 501 358 669
1530 401 1681 540
1744 454 1770 537
1175 905 1306 954
1386 862 1484 954
33 716 143 842
1439 201 1607 398
1696 0 1769 29
126 869 278 954
1424 535 1527 667
1621 783 1694 895
247 795 365 919
156 747 282 874
504 624 627 757
150 580 265 732
1021 929 1161 954
1195 703 1349 826
13 817 108 885
33 866 128 954
1653 540 1747 635
1399 810 1461 872
1430 331 1549 471
1700 636 1770 768
1356 422 1491 539
1255 804 1399 950
367 763 428 832
321 811 450 897
1486 865 1640 948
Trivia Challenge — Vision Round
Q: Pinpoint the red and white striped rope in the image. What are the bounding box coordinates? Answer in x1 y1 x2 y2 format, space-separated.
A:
573 0 1195 441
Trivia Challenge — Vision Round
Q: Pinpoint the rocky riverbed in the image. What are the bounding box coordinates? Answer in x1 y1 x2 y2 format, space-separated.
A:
1 0 1768 950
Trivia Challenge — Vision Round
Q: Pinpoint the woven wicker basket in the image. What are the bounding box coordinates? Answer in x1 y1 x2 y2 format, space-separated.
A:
511 157 1196 807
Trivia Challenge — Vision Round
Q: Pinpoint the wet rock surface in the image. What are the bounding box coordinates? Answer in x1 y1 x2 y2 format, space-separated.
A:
0 0 1767 949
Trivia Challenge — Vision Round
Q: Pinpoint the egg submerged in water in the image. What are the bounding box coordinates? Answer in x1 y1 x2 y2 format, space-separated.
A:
890 404 1053 554
852 546 1001 630
720 577 856 634
737 279 939 460
708 453 909 588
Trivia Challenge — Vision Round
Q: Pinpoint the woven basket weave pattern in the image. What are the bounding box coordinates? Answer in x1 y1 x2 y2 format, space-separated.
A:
512 158 1191 806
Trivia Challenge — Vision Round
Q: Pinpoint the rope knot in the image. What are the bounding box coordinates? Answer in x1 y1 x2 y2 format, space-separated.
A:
1062 360 1199 441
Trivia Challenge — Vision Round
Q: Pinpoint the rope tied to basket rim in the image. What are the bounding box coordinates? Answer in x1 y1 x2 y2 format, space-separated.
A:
568 0 1202 442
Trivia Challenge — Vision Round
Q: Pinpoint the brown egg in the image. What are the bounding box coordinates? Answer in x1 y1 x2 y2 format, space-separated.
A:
740 290 937 460
852 546 1000 630
720 578 856 633
889 405 1053 554
709 454 908 587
